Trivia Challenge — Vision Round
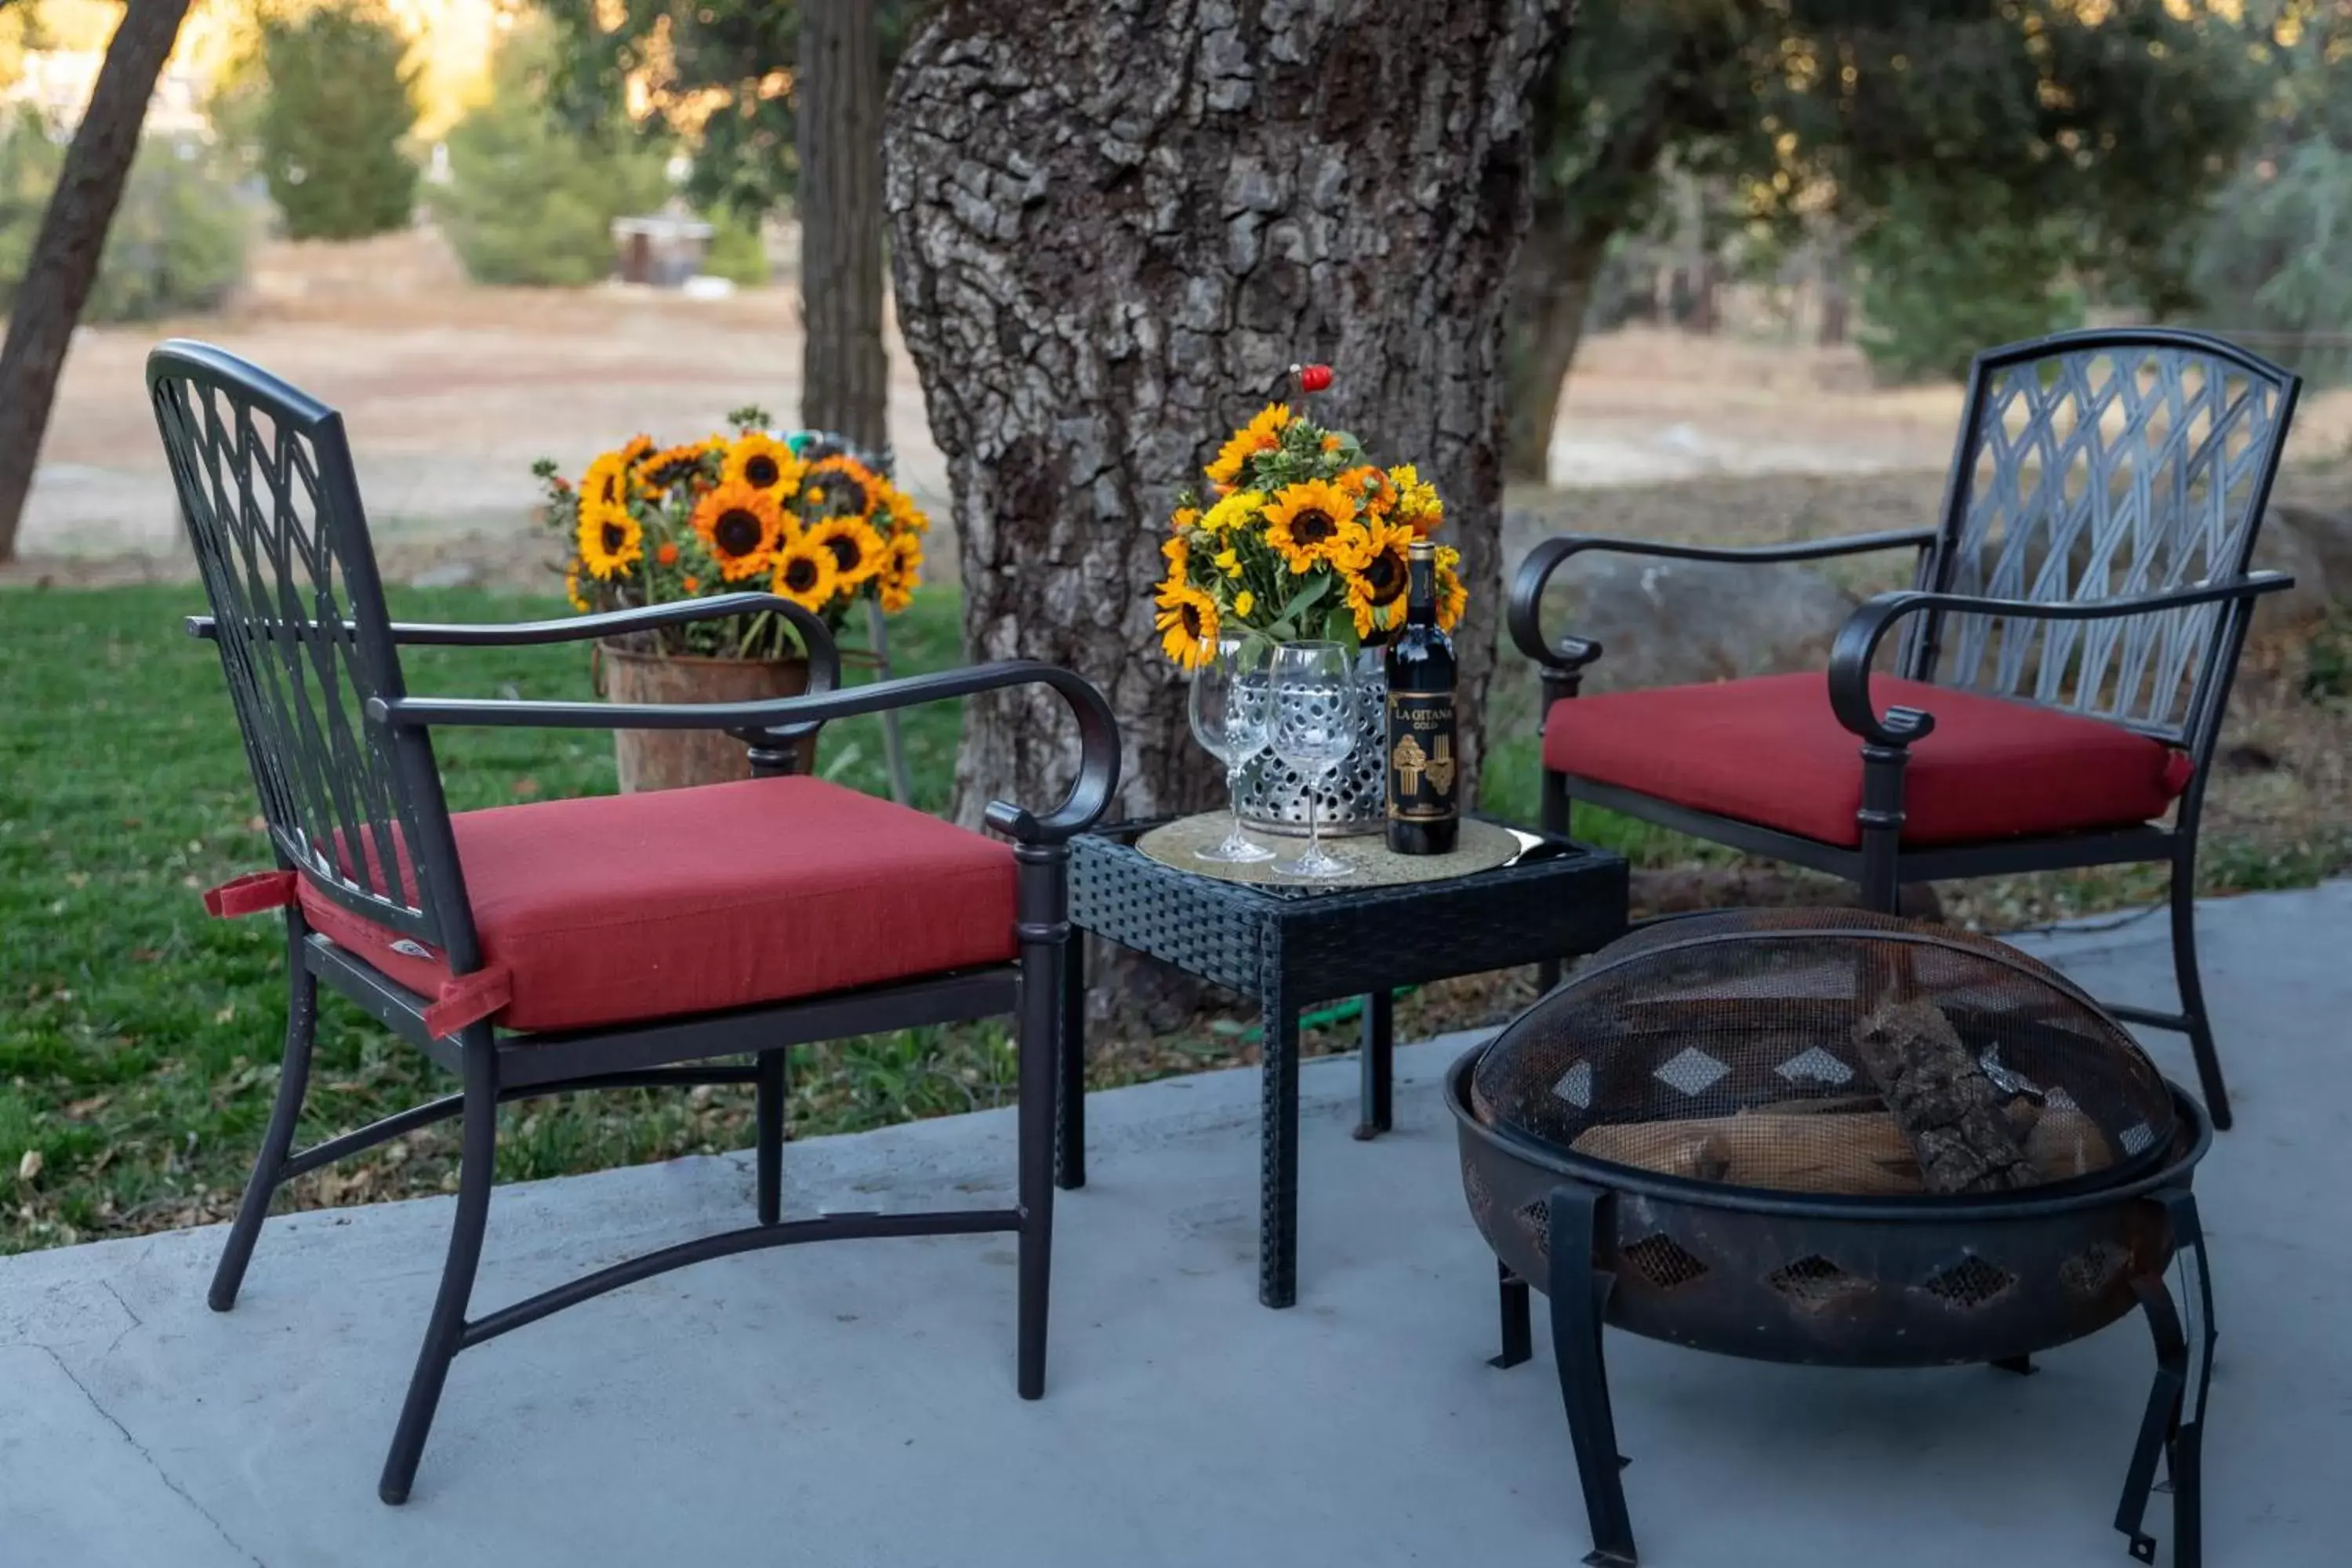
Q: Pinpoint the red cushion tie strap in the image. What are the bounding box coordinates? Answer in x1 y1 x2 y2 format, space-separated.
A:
423 965 513 1038
203 869 298 917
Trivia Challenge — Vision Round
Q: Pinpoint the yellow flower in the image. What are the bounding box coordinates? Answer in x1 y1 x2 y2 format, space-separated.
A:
1321 433 1343 452
1163 534 1190 578
1213 546 1243 579
1345 519 1415 630
634 443 711 496
576 499 642 580
810 517 888 586
1156 583 1221 670
878 533 922 613
1204 402 1292 490
564 559 590 611
690 481 787 581
800 455 881 523
1389 463 1443 535
1262 478 1367 574
580 450 633 514
1233 589 1256 619
771 535 842 612
723 432 803 499
618 434 655 468
1201 488 1265 534
873 476 929 532
1436 563 1468 632
1170 505 1200 533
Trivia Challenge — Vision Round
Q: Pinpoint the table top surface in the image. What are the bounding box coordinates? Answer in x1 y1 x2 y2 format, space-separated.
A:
1073 818 1624 913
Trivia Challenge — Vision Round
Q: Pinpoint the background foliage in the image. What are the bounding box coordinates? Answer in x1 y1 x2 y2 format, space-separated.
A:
431 19 669 287
0 107 249 321
256 0 419 243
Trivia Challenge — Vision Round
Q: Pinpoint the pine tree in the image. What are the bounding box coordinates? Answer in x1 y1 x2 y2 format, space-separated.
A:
258 2 419 243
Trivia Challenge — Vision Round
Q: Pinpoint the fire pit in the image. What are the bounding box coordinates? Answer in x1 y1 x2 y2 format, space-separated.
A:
1450 910 2215 1567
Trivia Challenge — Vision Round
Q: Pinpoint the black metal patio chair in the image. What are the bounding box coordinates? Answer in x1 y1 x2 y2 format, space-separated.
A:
1509 327 2300 1130
146 340 1118 1504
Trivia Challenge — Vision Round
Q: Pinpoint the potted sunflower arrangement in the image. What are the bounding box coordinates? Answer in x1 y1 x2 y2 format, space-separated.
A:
1152 377 1465 833
535 405 927 793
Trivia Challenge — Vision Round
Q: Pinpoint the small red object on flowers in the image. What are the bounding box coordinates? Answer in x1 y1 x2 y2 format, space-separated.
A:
1297 363 1334 393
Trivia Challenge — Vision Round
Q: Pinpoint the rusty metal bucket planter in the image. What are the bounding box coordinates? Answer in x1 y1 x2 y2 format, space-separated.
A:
595 641 817 792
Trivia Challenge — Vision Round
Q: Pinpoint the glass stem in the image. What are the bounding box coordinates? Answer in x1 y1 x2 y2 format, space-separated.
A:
1228 760 1245 842
1308 773 1322 858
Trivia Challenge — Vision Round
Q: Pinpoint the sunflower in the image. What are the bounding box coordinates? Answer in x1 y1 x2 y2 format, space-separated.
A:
800 455 880 523
634 442 711 496
1162 533 1190 579
877 533 922 613
723 432 802 499
1344 520 1416 638
576 499 642 580
1204 402 1292 491
771 535 842 612
809 517 888 586
580 450 633 514
618 434 655 469
1169 504 1200 534
1156 583 1221 670
1200 488 1265 534
1262 477 1367 574
690 481 786 581
872 475 928 532
564 559 590 612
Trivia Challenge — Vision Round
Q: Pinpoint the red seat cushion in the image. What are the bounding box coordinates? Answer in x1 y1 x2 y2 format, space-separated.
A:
1542 673 2191 848
295 775 1018 1033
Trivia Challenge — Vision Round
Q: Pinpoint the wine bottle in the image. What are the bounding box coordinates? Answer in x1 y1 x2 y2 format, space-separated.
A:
1385 539 1458 855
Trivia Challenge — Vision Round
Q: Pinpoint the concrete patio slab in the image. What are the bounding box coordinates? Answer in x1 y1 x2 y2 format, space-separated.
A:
5 882 2350 1568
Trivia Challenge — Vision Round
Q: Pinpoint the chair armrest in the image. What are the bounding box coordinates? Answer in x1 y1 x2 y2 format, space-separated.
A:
1825 572 2295 747
191 593 843 743
368 660 1123 845
1506 528 1939 672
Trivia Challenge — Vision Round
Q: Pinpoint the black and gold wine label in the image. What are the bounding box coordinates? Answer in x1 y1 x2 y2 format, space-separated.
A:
1387 693 1459 821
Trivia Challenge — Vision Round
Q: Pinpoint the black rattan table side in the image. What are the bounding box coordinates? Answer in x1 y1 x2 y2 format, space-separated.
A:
1062 821 1628 1307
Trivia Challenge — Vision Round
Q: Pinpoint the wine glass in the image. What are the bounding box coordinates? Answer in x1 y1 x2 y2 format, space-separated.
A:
1269 641 1356 881
1189 636 1276 863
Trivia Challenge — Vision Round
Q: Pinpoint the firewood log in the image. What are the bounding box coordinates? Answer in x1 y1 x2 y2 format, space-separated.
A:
1572 1109 1924 1195
1851 999 2038 1194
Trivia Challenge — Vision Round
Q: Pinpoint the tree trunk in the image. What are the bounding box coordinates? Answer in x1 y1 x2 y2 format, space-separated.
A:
1502 210 1609 485
886 0 1572 830
0 0 192 564
798 0 890 453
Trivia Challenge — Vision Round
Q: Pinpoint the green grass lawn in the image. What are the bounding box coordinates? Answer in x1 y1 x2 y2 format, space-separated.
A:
0 582 986 1253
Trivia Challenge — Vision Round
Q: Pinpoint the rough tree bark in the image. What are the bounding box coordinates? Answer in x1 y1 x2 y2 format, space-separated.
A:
798 0 890 452
1501 215 1610 485
0 0 193 564
886 0 1572 829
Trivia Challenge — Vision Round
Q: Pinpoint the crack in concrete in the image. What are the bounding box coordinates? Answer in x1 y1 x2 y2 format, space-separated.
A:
99 1279 145 1359
37 1345 267 1568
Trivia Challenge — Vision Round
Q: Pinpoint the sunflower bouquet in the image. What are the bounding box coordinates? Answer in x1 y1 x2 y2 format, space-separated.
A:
535 405 927 660
1153 392 1465 672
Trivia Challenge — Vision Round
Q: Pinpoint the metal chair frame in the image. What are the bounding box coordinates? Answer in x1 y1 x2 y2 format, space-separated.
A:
1510 327 2303 1131
147 340 1119 1504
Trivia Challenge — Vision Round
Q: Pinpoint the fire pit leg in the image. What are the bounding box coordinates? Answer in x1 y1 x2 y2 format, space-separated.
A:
2115 1188 2215 1568
1547 1180 1638 1567
1491 1260 1532 1369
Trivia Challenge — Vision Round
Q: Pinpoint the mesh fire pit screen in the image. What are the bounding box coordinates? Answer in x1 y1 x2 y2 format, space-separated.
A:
1471 909 2176 1199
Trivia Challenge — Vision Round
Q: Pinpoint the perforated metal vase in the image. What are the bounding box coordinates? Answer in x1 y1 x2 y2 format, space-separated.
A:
1233 652 1387 837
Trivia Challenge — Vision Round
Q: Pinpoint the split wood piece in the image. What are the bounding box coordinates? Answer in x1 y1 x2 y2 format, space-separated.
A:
2023 1105 2115 1179
1572 1109 1924 1196
1851 998 2038 1193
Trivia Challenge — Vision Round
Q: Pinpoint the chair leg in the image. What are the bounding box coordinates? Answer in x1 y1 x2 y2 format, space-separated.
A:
1014 843 1068 1400
755 1047 786 1225
210 922 318 1312
1537 760 1573 995
379 1039 499 1506
2168 851 2232 1131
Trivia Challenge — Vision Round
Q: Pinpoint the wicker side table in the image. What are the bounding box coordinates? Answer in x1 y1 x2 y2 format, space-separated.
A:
1062 822 1628 1308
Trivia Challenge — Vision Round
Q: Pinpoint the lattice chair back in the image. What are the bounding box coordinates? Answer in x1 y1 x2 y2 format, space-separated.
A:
147 341 477 967
1912 329 2300 744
